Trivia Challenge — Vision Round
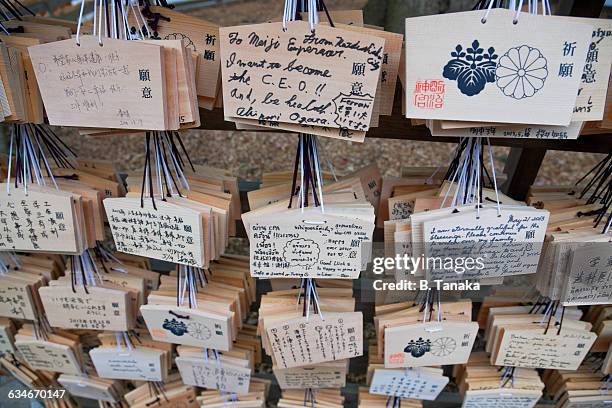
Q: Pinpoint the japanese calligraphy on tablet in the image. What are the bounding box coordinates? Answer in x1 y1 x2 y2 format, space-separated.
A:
405 9 592 125
28 36 167 129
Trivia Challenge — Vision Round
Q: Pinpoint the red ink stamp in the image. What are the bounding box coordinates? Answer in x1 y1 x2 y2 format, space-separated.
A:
388 352 404 364
413 79 445 109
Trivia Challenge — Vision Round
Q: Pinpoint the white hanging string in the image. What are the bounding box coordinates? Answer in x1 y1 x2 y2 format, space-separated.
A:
120 0 130 41
299 136 305 212
422 289 430 323
128 0 146 40
499 366 514 388
75 0 86 45
282 0 294 31
189 267 198 308
486 138 502 216
305 278 312 320
436 290 441 322
428 141 462 185
85 257 96 287
0 256 8 276
177 267 182 304
296 278 305 309
29 137 45 186
315 138 338 182
137 3 152 38
122 331 133 350
0 252 20 275
481 0 496 23
99 244 123 265
6 130 13 195
153 136 165 200
465 142 478 206
451 139 473 209
308 0 318 31
8 252 20 269
30 126 59 189
143 142 151 198
468 145 478 205
283 0 318 31
86 249 104 284
539 300 554 326
164 133 190 191
84 254 97 287
476 142 481 219
158 139 176 197
513 0 525 23
103 0 109 39
441 144 467 208
97 0 104 45
180 266 189 306
197 267 206 287
312 136 325 213
110 0 117 39
115 332 123 349
455 154 468 206
475 140 482 208
23 135 43 186
21 130 28 195
310 279 324 320
92 0 98 42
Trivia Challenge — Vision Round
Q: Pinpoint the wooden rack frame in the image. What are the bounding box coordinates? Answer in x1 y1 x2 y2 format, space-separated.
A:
198 106 612 154
198 0 610 203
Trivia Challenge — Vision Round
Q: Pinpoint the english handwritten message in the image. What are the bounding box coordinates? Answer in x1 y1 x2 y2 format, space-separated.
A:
274 363 347 389
493 329 596 370
90 347 164 381
249 211 373 278
462 389 541 408
220 21 384 131
423 207 549 281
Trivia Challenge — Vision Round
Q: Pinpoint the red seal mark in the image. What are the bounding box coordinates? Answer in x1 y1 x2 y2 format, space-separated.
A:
388 352 404 364
413 80 445 109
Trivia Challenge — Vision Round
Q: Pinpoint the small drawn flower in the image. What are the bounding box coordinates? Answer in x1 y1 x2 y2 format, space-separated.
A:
496 45 548 99
443 40 498 96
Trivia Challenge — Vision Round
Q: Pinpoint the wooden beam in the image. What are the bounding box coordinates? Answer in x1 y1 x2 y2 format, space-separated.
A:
569 0 606 17
198 108 612 154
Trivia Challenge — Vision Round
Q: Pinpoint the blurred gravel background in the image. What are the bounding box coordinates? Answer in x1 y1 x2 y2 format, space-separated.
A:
59 127 605 186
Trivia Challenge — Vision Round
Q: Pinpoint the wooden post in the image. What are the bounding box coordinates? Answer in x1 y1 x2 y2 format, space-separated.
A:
502 147 548 200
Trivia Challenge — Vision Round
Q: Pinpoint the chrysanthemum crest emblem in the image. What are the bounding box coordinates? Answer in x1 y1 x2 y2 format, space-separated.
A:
495 45 548 99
